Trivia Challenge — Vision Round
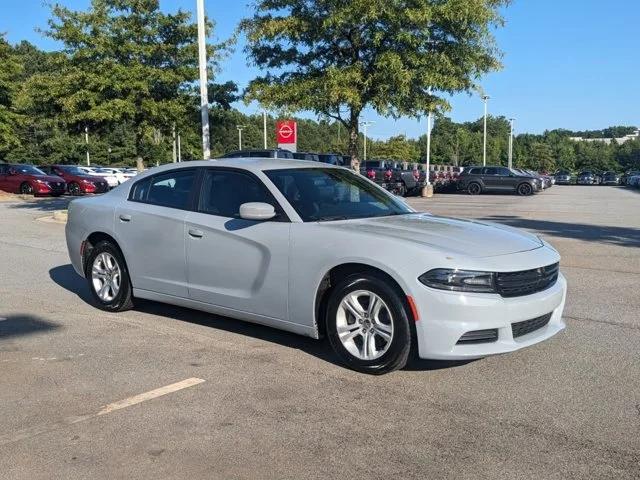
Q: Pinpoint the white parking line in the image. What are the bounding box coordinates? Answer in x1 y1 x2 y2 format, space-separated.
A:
97 377 205 416
0 377 205 447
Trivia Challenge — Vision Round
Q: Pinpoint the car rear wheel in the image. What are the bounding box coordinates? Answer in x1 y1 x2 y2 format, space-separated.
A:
68 182 81 196
467 182 482 195
326 273 411 374
20 182 34 195
85 240 134 312
517 183 533 196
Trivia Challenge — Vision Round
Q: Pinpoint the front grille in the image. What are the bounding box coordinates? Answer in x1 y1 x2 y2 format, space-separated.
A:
512 313 552 338
496 263 559 298
457 328 498 345
49 182 65 190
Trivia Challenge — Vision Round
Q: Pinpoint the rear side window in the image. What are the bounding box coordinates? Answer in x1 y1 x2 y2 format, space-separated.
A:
483 167 498 175
129 169 196 210
468 168 481 175
198 169 281 219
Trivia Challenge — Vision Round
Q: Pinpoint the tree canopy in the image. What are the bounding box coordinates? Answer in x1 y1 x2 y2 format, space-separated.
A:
241 0 509 168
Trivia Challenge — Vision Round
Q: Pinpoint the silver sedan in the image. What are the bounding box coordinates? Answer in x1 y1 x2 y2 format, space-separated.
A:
66 158 566 374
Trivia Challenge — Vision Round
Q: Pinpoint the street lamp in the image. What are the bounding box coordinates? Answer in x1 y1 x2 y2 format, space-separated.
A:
262 110 268 149
359 121 375 162
236 125 246 150
508 118 515 169
84 126 90 166
482 95 490 166
425 87 433 186
196 0 211 159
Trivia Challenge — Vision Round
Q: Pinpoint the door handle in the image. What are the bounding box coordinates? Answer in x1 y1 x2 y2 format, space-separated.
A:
119 214 131 222
188 229 204 238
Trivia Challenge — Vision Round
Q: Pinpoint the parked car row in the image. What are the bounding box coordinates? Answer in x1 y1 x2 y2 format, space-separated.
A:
624 171 640 188
554 169 635 186
0 163 140 197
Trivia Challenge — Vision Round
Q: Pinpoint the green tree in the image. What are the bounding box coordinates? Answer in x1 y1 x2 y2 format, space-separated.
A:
25 0 223 165
241 0 509 169
0 35 23 157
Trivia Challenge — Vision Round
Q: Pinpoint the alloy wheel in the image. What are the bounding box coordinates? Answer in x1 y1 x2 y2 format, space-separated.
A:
20 183 33 195
91 252 122 302
336 290 394 361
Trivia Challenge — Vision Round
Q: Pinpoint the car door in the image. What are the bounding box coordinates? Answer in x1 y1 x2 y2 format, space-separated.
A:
495 167 515 191
481 167 501 190
115 168 197 298
185 168 290 320
0 164 8 191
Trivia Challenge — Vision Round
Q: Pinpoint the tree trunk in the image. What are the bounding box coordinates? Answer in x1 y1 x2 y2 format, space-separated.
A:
348 110 360 171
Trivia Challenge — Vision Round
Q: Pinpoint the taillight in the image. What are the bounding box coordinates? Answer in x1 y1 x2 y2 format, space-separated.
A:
384 169 392 180
413 170 420 180
367 169 376 180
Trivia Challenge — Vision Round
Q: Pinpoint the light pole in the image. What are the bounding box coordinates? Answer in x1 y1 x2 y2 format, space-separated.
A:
508 117 515 169
426 88 433 186
359 121 374 162
196 0 211 159
262 110 268 149
84 126 90 166
482 94 490 166
177 133 182 162
236 125 246 150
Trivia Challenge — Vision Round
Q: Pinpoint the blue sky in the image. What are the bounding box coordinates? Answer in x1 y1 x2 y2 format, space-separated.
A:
2 0 638 139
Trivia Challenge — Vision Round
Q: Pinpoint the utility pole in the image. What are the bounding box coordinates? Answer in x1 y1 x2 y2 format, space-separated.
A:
482 94 490 166
262 110 268 149
84 126 90 166
236 125 245 150
508 118 515 169
178 133 182 162
196 0 211 159
425 87 433 186
360 121 374 162
172 123 177 163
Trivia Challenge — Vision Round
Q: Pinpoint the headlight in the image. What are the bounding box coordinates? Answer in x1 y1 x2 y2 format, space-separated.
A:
418 269 497 293
35 179 47 184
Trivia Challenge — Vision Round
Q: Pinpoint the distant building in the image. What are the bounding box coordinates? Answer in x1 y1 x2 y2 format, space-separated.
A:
569 129 639 145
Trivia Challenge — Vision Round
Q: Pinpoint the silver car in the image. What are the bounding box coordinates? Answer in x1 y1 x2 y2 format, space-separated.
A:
66 158 567 374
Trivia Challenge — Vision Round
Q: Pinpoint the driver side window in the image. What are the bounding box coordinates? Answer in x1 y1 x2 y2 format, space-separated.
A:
198 169 285 221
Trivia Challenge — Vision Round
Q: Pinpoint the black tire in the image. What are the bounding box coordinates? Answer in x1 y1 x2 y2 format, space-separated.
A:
326 273 412 374
20 182 34 195
68 182 82 196
85 240 134 312
517 182 533 196
467 182 482 195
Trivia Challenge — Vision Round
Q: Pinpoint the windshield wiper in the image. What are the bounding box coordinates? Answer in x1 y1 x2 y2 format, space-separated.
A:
316 215 349 221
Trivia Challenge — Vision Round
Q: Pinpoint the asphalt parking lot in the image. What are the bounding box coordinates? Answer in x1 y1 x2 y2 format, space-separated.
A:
1 186 639 480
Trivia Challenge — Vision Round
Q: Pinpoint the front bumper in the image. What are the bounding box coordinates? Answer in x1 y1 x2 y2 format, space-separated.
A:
35 181 67 195
412 273 567 360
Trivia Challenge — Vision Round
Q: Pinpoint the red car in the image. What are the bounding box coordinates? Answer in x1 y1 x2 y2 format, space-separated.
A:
40 165 109 195
0 163 66 196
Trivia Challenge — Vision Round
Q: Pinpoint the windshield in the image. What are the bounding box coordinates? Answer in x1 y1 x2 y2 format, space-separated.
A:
265 167 413 222
13 165 46 175
59 166 90 175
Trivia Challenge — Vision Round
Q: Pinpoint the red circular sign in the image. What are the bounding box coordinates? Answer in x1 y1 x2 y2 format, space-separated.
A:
279 124 293 139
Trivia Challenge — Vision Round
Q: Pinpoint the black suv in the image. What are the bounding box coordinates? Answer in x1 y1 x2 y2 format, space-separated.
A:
601 171 619 185
219 149 294 159
457 166 538 196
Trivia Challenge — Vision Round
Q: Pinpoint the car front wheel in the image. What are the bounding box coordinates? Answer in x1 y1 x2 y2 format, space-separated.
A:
517 183 533 196
20 182 34 195
326 273 412 374
85 240 134 312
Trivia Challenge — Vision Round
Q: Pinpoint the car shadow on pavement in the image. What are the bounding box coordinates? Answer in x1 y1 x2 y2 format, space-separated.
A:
8 196 73 212
49 263 470 373
480 215 640 248
0 315 60 340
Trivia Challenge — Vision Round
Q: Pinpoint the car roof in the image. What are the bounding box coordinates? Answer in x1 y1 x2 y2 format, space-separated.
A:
135 158 340 177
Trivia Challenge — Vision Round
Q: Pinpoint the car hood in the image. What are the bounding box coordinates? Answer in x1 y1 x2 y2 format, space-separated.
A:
34 175 65 183
322 213 544 258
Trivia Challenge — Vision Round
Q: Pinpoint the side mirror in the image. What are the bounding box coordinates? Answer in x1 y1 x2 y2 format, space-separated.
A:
239 202 276 221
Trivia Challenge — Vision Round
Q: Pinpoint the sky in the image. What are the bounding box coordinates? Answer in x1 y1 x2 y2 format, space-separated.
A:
1 0 639 140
